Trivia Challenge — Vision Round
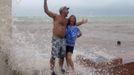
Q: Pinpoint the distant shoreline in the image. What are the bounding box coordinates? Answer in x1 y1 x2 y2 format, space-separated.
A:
13 16 134 23
13 15 134 18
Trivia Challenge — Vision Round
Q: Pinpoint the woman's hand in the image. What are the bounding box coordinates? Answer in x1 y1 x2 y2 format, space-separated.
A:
81 19 88 24
77 31 82 38
77 19 88 26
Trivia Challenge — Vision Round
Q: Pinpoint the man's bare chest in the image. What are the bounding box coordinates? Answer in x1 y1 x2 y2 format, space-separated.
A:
54 17 67 26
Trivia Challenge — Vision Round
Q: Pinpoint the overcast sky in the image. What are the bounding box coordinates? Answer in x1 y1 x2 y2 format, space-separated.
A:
13 0 134 17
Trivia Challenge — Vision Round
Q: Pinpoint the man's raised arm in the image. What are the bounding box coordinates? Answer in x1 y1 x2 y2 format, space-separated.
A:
44 0 57 18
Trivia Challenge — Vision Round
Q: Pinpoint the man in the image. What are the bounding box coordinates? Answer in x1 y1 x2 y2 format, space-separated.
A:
44 0 69 75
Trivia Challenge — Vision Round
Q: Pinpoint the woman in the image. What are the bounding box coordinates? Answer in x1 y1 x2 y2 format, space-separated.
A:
66 15 88 73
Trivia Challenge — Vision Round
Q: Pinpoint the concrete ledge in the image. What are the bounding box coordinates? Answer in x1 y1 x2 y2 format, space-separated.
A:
0 0 12 74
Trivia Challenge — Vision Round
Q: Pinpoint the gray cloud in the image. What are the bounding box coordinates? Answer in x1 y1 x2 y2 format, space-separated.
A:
13 0 134 16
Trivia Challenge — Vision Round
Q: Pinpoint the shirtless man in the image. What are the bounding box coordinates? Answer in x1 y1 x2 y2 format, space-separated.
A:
44 0 69 75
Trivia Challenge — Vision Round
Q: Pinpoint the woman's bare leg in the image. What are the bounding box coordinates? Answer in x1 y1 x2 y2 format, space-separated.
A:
66 52 75 71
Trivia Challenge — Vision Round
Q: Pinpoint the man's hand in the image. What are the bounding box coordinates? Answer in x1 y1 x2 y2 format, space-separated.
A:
44 0 57 18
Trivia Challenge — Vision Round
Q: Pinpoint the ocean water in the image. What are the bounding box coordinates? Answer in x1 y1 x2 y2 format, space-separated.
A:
10 16 134 75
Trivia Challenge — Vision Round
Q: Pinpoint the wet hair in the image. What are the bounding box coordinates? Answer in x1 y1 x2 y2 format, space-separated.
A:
67 15 77 26
59 6 69 15
59 10 62 15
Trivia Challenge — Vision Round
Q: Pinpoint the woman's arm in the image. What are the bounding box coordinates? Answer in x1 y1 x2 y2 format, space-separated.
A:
77 19 88 26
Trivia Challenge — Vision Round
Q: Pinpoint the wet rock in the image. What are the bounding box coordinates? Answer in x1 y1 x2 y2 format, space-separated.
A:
76 51 123 75
76 54 122 69
76 51 134 75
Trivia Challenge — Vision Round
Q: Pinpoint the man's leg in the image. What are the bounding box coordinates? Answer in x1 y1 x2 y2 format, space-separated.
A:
59 39 66 73
50 36 59 75
59 57 66 74
50 57 57 75
50 57 55 71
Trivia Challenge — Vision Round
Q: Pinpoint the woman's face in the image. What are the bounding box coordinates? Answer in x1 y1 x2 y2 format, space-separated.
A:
69 16 76 26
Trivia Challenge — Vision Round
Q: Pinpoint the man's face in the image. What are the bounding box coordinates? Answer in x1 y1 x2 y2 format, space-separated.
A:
62 9 69 17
